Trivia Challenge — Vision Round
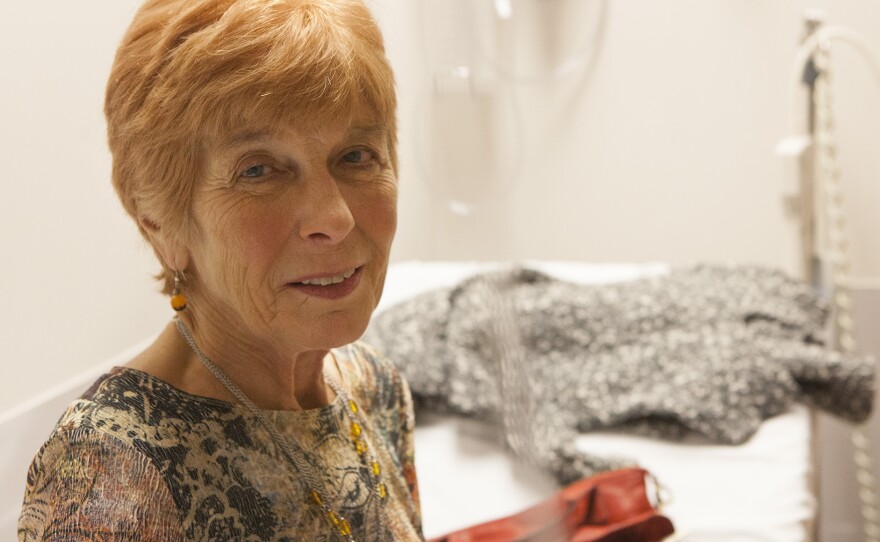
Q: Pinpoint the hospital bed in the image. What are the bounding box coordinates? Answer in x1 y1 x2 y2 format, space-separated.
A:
382 12 877 539
378 260 818 542
396 11 879 540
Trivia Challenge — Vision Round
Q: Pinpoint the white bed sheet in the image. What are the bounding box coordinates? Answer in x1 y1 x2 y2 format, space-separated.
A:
380 260 816 542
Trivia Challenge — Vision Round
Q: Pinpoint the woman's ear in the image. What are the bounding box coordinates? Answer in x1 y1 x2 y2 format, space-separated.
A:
139 215 190 272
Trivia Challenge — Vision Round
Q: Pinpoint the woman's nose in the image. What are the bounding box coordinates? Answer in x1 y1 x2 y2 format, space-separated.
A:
297 170 355 244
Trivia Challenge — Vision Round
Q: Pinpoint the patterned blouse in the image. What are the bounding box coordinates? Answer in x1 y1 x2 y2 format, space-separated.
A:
18 342 424 541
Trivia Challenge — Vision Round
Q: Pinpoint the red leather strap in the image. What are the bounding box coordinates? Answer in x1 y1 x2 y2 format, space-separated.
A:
428 468 674 542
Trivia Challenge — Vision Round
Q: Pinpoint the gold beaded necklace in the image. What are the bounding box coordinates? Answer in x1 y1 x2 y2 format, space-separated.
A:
173 316 388 540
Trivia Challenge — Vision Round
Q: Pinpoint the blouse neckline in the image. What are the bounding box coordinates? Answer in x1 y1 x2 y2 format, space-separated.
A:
104 349 352 419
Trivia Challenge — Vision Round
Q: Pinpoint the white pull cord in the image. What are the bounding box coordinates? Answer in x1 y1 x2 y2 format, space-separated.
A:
811 35 880 542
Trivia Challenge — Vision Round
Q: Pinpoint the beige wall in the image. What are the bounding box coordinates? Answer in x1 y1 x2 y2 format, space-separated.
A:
386 0 880 275
1 0 879 537
0 0 165 413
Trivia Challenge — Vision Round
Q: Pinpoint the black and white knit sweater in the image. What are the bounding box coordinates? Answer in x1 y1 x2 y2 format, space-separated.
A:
363 264 875 484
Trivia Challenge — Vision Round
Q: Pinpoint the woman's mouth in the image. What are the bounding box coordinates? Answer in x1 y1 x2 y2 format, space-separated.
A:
289 267 363 299
297 268 356 286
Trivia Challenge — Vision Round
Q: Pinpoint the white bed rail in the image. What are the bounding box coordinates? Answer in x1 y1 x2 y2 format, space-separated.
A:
784 11 880 542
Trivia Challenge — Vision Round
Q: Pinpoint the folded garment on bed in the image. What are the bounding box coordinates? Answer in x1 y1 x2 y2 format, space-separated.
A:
364 264 875 484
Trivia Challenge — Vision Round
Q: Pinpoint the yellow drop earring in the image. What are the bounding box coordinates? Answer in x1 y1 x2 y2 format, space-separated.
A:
170 271 188 312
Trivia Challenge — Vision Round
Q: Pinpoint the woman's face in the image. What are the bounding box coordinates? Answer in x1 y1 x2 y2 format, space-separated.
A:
183 111 397 353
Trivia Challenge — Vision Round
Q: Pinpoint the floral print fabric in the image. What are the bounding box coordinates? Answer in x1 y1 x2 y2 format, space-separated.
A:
19 342 423 541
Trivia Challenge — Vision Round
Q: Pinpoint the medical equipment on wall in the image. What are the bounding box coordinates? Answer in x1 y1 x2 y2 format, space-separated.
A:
781 11 880 542
415 0 607 215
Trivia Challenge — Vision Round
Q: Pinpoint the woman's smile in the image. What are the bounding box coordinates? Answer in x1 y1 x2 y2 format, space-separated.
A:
287 265 364 300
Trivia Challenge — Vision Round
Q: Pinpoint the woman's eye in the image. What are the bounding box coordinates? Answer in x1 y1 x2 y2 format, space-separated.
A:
239 164 275 179
342 149 374 165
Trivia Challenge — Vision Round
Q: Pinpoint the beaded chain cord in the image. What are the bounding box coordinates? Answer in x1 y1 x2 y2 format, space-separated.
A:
340 344 390 501
173 316 388 540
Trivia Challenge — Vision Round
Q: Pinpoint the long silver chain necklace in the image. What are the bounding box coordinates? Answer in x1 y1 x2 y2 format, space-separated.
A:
173 316 388 540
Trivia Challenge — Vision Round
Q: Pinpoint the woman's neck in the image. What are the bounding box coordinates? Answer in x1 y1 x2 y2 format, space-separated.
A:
126 318 336 411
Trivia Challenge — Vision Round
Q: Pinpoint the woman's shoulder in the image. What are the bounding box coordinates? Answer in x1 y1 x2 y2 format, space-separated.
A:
336 341 414 440
22 368 263 539
20 372 189 540
36 367 242 480
50 367 155 438
19 421 185 542
337 341 407 404
68 366 236 432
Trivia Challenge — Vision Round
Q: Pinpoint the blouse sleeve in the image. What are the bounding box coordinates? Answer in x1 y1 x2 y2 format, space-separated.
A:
18 427 185 542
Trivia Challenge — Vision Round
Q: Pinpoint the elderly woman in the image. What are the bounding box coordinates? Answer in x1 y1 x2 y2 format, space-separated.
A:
18 0 422 540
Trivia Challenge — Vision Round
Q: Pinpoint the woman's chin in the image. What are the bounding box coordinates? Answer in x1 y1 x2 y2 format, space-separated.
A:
277 313 371 352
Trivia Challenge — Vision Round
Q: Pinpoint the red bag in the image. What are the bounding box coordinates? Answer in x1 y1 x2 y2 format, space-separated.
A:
427 468 674 542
